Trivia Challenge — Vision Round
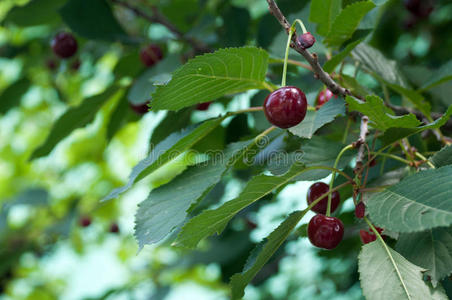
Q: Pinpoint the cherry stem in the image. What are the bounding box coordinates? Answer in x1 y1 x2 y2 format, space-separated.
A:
230 107 264 115
342 117 352 144
254 126 276 144
306 181 350 213
414 152 435 169
281 24 296 87
327 144 354 216
369 152 411 166
359 185 391 192
269 57 312 71
293 19 308 34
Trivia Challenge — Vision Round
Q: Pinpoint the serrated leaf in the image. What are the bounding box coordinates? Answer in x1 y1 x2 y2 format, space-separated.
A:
59 0 129 42
430 145 452 168
151 47 269 111
289 97 345 138
102 117 225 201
134 140 252 249
0 78 30 114
367 166 452 233
31 87 121 159
346 95 421 131
420 60 452 91
150 109 192 146
386 83 431 116
359 242 448 300
309 0 342 36
230 210 304 299
323 39 363 73
324 1 375 47
396 227 452 286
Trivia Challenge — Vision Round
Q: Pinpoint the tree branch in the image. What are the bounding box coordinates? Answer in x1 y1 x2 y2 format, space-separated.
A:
111 0 210 53
353 116 369 174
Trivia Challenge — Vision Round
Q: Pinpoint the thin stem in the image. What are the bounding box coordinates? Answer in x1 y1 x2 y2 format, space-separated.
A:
327 144 354 216
254 126 276 144
306 181 351 212
281 24 296 87
414 152 435 169
263 81 278 92
369 152 411 166
294 19 307 34
230 107 264 115
359 186 391 192
364 217 412 300
269 57 312 71
342 117 352 144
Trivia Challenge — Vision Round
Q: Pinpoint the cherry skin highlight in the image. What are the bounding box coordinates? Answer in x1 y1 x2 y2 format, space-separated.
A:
308 215 344 250
263 86 307 129
297 32 315 49
316 89 337 109
307 182 340 215
140 44 163 67
51 32 78 59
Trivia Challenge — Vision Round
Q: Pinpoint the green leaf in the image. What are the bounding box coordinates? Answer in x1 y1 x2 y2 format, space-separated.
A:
346 95 421 131
309 0 342 36
0 78 30 114
4 0 66 27
134 140 252 249
106 95 131 141
430 145 452 168
59 0 129 42
150 109 192 146
230 210 304 299
359 242 448 300
151 47 269 111
324 1 375 47
289 97 345 138
31 87 121 159
396 227 452 286
385 83 431 116
323 39 363 73
102 117 225 201
420 60 452 91
367 166 452 233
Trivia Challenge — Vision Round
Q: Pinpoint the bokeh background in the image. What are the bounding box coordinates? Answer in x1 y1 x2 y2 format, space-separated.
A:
0 0 451 299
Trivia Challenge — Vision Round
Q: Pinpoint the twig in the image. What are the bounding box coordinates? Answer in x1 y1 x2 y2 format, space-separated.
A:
111 0 210 53
353 116 369 174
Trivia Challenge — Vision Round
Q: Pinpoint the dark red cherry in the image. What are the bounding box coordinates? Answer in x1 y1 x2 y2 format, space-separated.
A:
355 201 366 219
297 32 315 49
51 32 78 59
307 182 340 215
109 222 120 233
404 0 433 18
308 215 344 250
263 86 307 129
140 44 163 67
196 102 212 111
79 216 92 227
316 89 337 109
359 229 376 244
129 101 149 114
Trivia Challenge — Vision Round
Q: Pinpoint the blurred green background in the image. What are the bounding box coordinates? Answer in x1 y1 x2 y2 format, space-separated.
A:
0 0 451 299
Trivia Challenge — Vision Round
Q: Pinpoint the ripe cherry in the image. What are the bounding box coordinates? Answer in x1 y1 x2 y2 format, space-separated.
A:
109 222 120 233
196 102 212 111
51 32 78 59
316 89 337 109
359 229 376 244
79 216 92 227
307 182 340 215
129 101 150 114
140 44 163 67
355 201 365 219
404 0 433 18
263 86 307 129
308 215 344 250
297 32 315 49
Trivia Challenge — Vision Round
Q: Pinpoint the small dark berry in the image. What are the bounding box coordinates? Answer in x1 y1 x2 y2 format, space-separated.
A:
70 59 81 71
196 102 212 111
46 59 58 71
307 182 341 215
316 89 337 109
369 158 377 167
140 44 163 67
297 32 315 49
109 223 120 233
308 215 344 250
355 202 365 219
129 101 150 114
51 32 78 59
263 86 307 129
359 229 376 244
79 216 92 227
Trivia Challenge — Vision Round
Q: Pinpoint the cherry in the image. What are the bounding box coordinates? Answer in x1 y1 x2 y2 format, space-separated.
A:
355 201 365 219
79 216 92 227
369 158 377 167
308 215 344 250
46 59 58 71
140 44 163 67
51 32 78 59
263 86 307 129
196 101 212 111
359 229 376 244
129 101 150 114
307 182 340 215
404 0 433 18
297 32 315 49
316 89 337 109
109 222 120 233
